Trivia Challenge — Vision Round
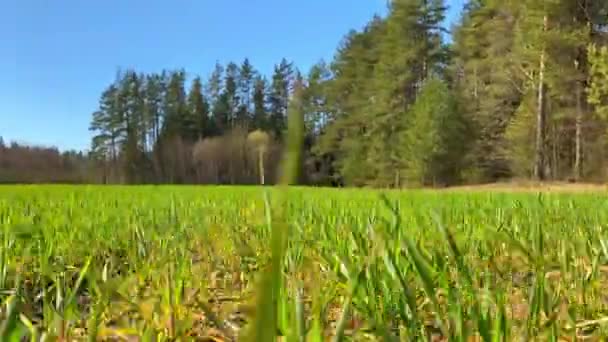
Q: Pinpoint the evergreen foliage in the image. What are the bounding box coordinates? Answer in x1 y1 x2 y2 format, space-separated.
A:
85 0 608 186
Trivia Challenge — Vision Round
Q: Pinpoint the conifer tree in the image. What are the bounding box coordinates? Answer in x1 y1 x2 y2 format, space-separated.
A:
224 62 240 128
252 75 268 130
186 76 210 141
162 70 188 138
237 58 256 126
268 58 294 138
316 17 386 186
401 77 466 186
367 0 446 187
589 45 608 122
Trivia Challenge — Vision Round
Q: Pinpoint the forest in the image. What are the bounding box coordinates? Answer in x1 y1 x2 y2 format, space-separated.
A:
2 0 608 186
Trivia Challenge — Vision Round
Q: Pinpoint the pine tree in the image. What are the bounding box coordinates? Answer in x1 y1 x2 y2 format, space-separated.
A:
589 45 608 121
90 85 116 158
237 58 256 126
224 62 240 128
144 73 164 151
212 92 231 134
252 75 268 130
507 0 605 180
512 0 556 180
366 0 446 187
90 83 122 181
154 70 189 183
401 77 465 186
207 62 224 104
186 76 210 141
303 60 331 137
162 70 188 138
268 58 294 138
119 70 146 183
316 16 386 186
206 63 225 136
452 0 523 182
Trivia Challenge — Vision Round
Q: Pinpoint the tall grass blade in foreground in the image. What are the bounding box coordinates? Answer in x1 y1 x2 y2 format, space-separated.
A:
245 80 305 341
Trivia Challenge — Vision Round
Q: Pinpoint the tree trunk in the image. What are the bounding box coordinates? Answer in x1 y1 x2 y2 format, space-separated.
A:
394 169 400 189
473 64 479 100
110 135 117 182
574 79 583 181
573 0 591 182
534 15 548 181
258 150 266 185
552 122 558 179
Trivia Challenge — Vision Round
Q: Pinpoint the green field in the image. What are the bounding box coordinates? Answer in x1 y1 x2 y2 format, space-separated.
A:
1 185 608 340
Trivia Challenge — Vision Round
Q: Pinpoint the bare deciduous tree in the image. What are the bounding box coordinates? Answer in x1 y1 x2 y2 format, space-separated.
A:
247 130 270 185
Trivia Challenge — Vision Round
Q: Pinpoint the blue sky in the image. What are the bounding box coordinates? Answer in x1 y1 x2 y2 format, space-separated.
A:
1 0 464 151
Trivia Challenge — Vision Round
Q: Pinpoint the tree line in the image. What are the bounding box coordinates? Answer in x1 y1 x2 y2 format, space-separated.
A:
3 0 608 186
0 139 98 183
87 58 299 185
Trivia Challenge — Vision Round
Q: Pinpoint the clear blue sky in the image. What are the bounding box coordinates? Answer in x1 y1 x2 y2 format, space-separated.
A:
1 0 464 151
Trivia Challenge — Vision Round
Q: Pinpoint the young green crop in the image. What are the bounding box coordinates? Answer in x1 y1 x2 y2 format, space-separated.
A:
0 186 607 340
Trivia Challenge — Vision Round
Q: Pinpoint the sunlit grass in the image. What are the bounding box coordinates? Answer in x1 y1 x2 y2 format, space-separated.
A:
1 186 608 340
